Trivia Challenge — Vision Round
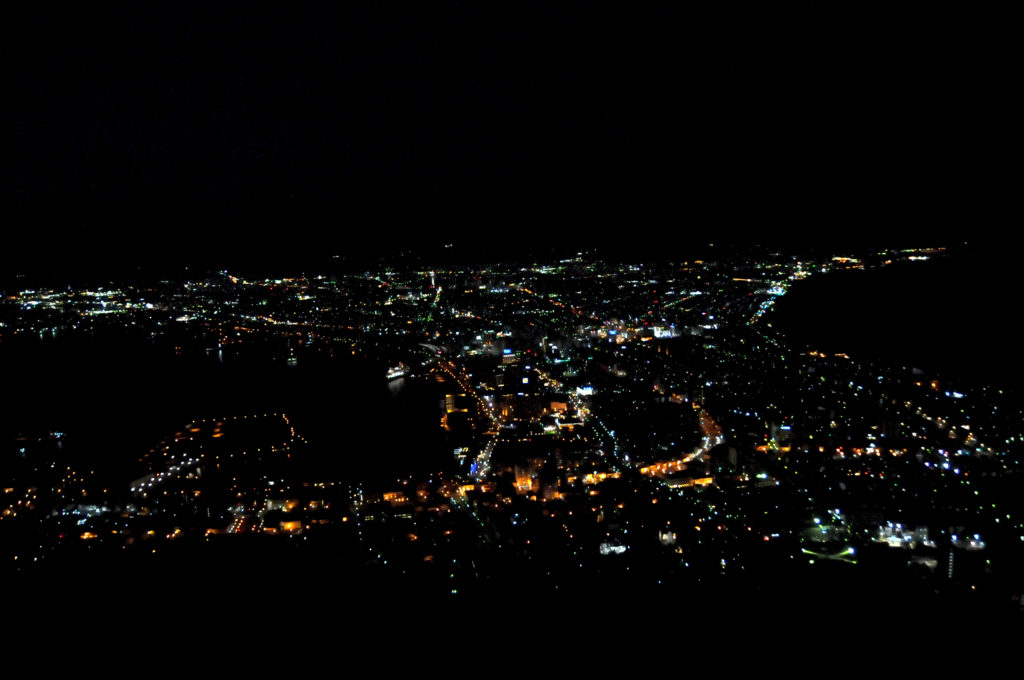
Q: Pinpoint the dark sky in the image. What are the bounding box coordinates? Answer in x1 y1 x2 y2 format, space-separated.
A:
7 2 1017 274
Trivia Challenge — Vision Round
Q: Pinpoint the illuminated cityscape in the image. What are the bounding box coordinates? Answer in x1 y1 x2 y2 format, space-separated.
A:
8 4 1020 650
3 245 1021 626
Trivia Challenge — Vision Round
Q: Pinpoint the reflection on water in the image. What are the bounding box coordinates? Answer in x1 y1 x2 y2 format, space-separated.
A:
387 376 406 397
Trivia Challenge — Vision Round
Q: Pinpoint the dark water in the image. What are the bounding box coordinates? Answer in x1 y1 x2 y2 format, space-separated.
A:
772 249 1022 391
0 331 447 482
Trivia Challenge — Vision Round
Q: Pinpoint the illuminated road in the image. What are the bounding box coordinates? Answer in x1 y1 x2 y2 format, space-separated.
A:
430 359 502 480
686 404 724 464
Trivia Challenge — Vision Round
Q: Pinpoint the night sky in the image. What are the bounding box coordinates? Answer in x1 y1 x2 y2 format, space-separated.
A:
7 3 1016 274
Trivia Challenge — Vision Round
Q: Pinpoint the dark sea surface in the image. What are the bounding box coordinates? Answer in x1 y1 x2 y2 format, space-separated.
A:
771 248 1022 393
0 331 447 484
